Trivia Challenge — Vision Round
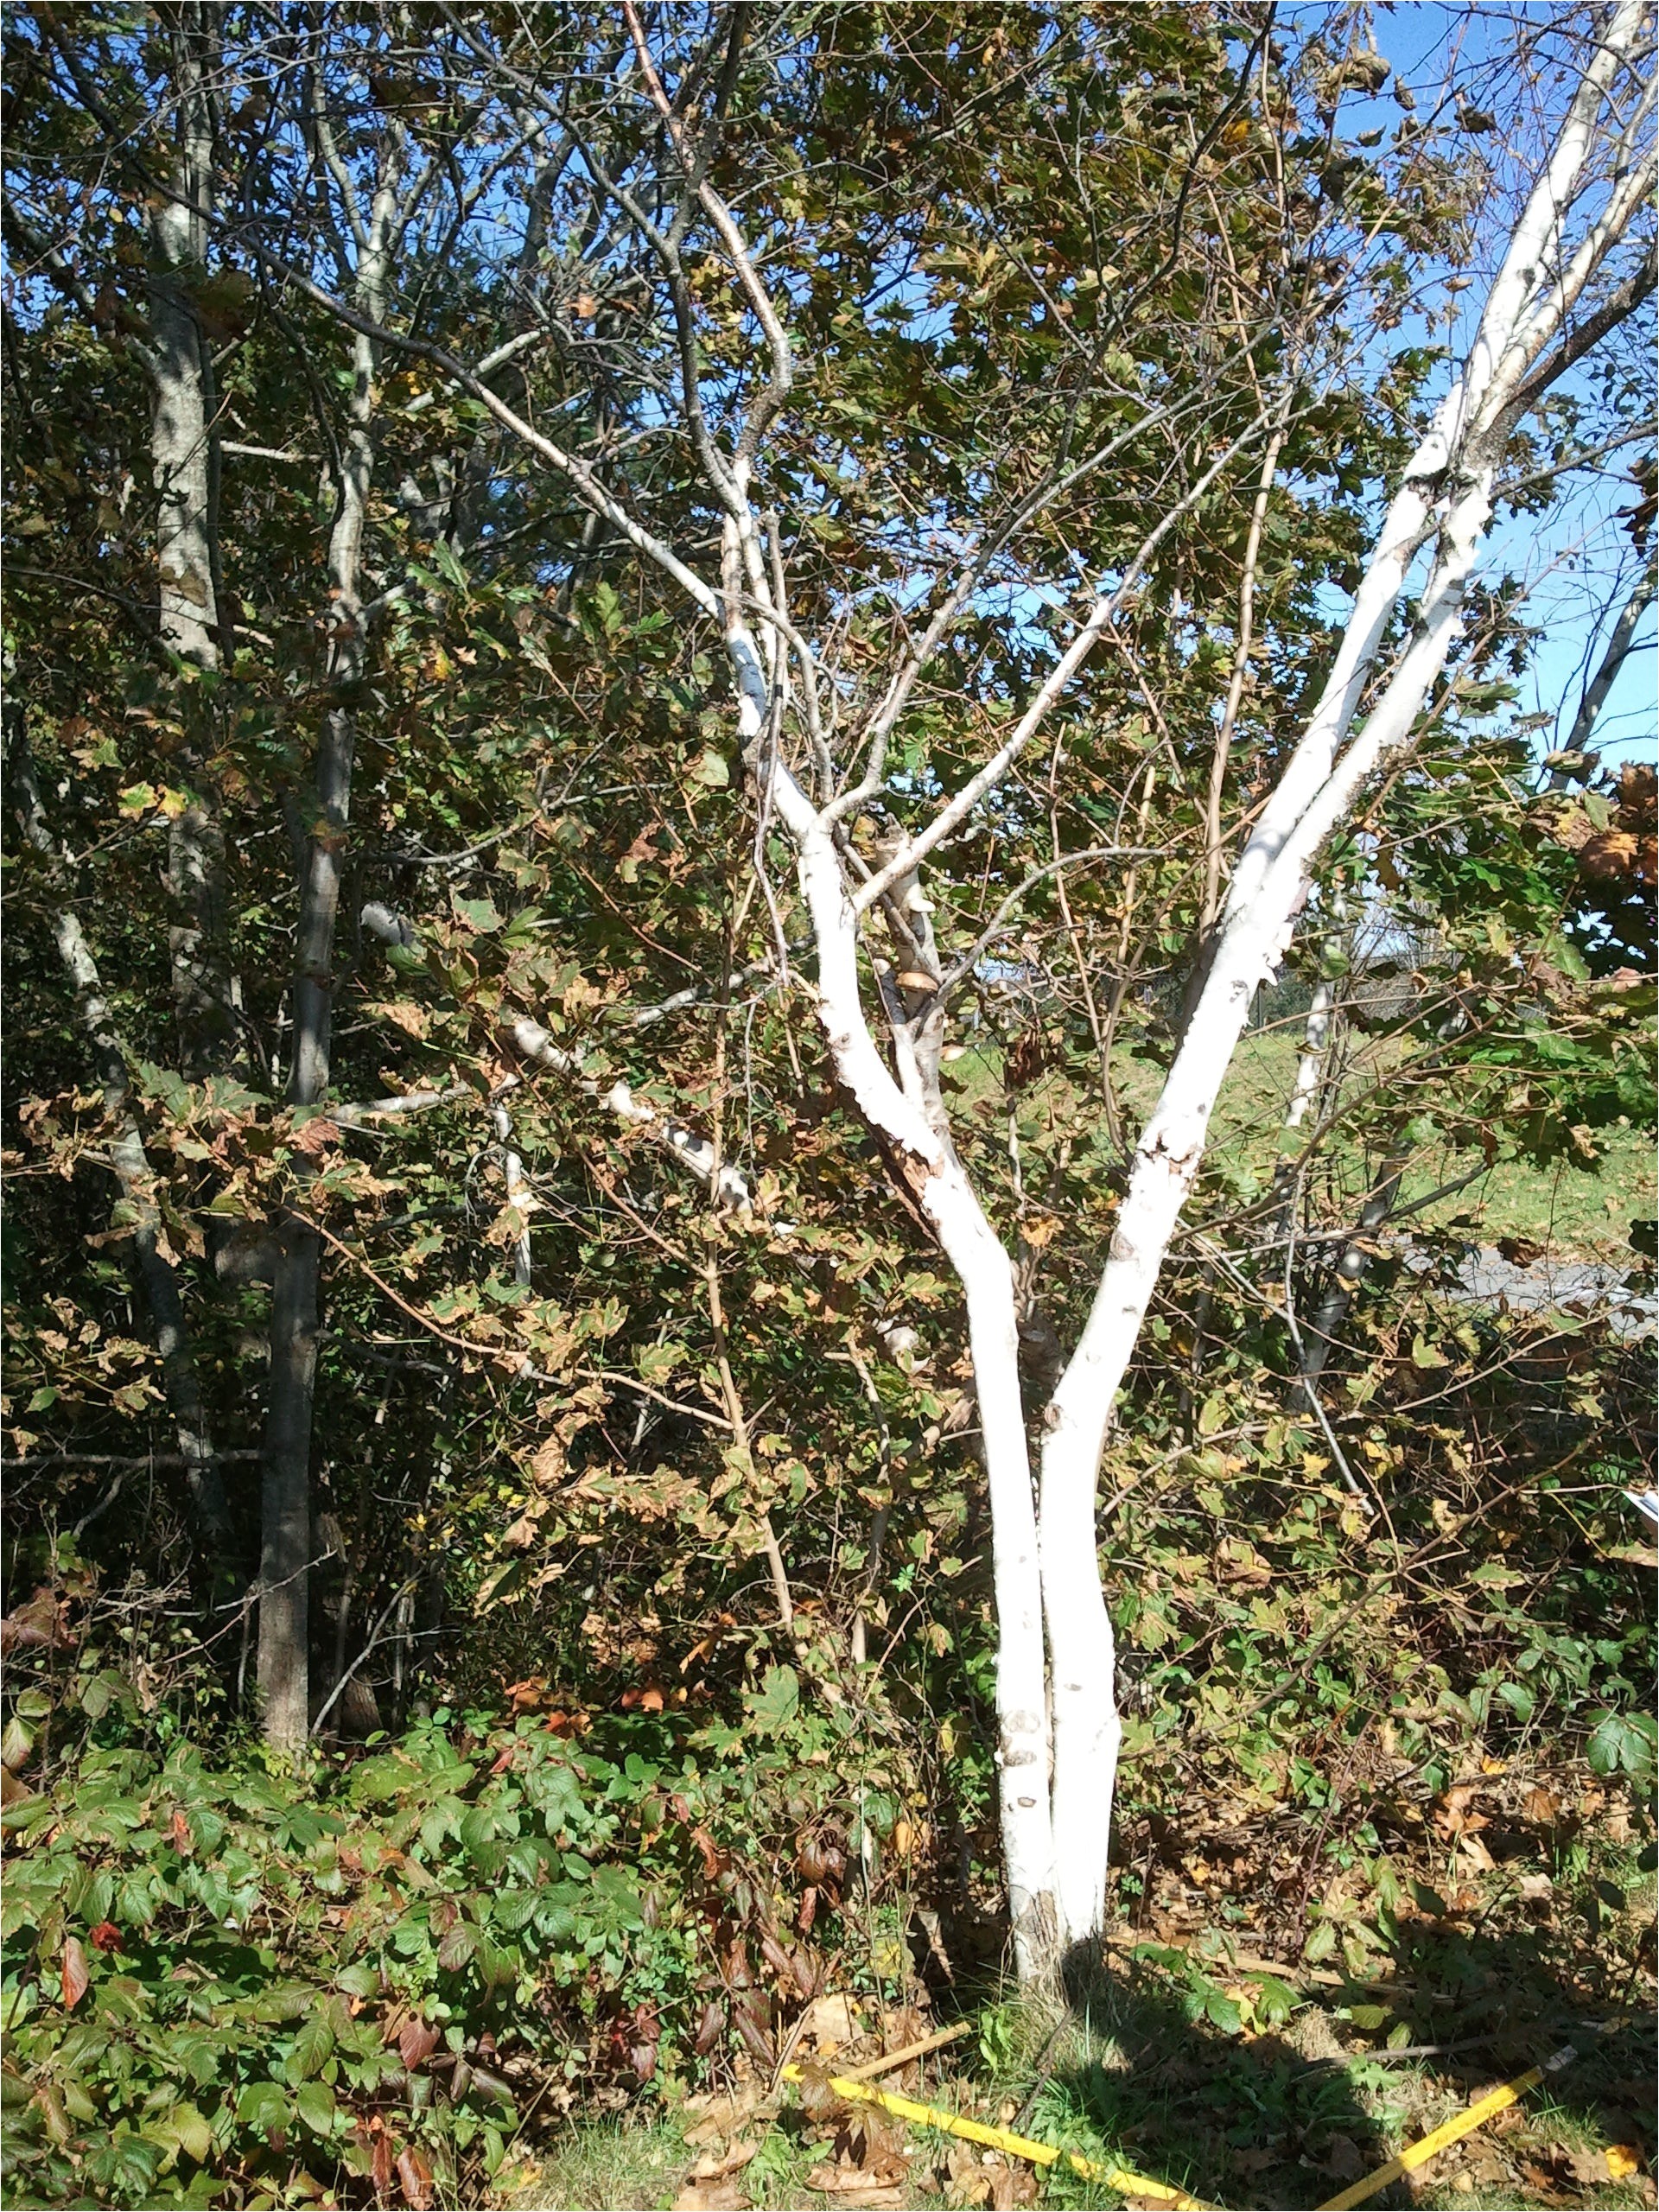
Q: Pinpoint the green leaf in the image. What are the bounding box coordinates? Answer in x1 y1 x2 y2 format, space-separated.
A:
1249 1974 1297 2028
1586 1709 1656 1779
235 2081 289 2139
451 893 501 934
1495 1680 1535 1724
690 747 730 789
294 2082 336 2137
284 2016 334 2083
744 1663 800 1737
169 2102 214 2164
431 537 468 592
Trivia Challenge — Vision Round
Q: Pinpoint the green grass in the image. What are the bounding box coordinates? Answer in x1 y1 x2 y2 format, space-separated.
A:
944 1027 1656 1257
498 2115 685 2211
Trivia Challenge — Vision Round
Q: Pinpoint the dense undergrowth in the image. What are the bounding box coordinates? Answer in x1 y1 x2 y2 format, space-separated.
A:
3 1351 1652 2211
1 1672 920 2209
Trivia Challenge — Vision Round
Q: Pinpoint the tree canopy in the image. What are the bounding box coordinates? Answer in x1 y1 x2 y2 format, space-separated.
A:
2 5 1655 2206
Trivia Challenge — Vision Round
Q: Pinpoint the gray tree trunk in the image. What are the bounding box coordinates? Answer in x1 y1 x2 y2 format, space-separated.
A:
257 153 397 1752
8 728 232 1554
1564 572 1656 759
148 3 229 1071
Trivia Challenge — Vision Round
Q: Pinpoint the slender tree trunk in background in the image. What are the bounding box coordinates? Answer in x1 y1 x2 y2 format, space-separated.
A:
1564 572 1656 758
148 3 228 1072
8 730 232 1554
257 174 395 1752
1296 1154 1410 1402
6 8 233 1571
1200 425 1287 931
1268 954 1341 1241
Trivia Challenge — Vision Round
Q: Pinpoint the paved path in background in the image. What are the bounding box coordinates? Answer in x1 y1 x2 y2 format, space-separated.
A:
1401 1241 1657 1339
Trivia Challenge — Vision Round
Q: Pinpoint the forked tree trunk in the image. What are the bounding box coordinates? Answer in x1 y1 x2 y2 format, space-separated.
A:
725 615 1061 1979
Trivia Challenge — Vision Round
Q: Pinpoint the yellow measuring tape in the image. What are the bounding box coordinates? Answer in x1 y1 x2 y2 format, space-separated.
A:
779 2063 1213 2209
1317 2044 1578 2210
783 2037 1580 2211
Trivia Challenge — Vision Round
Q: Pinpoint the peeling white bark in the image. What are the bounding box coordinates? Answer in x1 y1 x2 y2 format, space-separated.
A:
491 1102 534 1287
1285 981 1335 1135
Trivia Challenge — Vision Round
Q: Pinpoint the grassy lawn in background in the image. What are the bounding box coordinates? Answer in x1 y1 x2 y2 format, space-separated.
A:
944 1026 1656 1260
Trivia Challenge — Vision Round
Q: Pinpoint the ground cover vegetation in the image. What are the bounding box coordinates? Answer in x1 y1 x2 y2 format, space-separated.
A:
1 3 1654 2206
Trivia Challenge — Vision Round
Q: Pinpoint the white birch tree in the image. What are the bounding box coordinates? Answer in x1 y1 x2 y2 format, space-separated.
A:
244 0 1657 1975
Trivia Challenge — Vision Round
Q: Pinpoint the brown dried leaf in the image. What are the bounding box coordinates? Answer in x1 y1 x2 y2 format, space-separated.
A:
1580 829 1642 881
290 1116 341 1156
1318 2135 1366 2182
798 1992 865 2052
60 1937 89 2010
680 2082 766 2152
395 2145 434 2209
804 2167 905 2203
689 2141 758 2183
672 2183 747 2212
397 2016 440 2069
1456 1827 1497 1871
794 2060 845 2127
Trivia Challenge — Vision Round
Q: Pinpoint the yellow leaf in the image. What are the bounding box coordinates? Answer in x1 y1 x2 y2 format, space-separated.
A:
1605 2146 1641 2181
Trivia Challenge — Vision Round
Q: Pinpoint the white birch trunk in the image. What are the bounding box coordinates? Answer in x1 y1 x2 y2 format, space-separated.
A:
1285 982 1334 1136
725 618 1059 1978
1036 0 1650 1949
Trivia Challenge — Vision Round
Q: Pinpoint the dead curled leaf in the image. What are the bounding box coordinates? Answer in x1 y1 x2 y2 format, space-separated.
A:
671 2183 747 2212
681 2082 766 2152
1318 2134 1366 2183
803 2171 905 2205
689 2141 759 2183
395 2145 434 2210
